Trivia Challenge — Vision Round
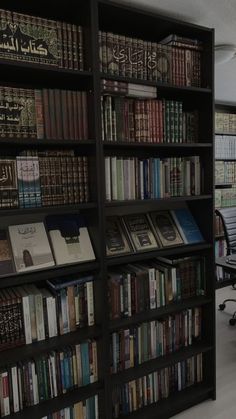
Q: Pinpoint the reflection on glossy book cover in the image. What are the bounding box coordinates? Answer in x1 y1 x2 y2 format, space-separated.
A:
149 210 183 247
8 222 55 272
106 216 132 256
46 214 95 265
123 213 159 252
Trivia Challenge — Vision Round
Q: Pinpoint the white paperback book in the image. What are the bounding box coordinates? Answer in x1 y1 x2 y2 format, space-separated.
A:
9 222 55 272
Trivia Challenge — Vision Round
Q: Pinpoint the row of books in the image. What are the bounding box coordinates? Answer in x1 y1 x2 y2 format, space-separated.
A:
101 95 199 143
106 208 204 256
215 111 236 133
0 86 88 140
110 307 202 373
105 156 201 201
101 79 157 97
215 187 236 208
215 161 236 185
0 9 84 70
112 353 203 417
215 135 236 160
0 342 98 416
0 277 95 350
0 215 95 275
99 31 202 87
0 152 89 208
41 396 99 419
108 257 205 320
215 214 224 236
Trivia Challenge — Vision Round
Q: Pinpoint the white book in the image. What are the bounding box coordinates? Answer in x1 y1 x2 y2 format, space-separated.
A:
8 222 54 272
111 156 118 200
11 366 19 413
17 287 32 344
46 215 95 265
95 395 99 419
31 362 39 405
86 281 94 326
105 156 111 201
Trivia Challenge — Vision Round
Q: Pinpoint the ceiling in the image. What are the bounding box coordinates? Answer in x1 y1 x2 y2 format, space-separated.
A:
117 0 236 105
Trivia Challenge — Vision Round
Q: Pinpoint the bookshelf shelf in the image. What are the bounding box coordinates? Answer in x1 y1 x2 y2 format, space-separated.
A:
0 138 96 147
0 325 102 367
100 73 212 95
106 243 212 266
103 142 213 149
0 261 100 288
116 384 213 419
0 202 98 216
6 382 103 419
105 195 212 207
111 342 213 385
109 297 212 331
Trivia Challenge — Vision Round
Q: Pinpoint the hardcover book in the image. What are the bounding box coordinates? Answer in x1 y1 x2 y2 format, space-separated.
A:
0 229 15 275
8 222 55 272
122 214 159 252
45 214 95 265
149 210 184 247
171 208 204 244
0 159 18 208
105 216 132 256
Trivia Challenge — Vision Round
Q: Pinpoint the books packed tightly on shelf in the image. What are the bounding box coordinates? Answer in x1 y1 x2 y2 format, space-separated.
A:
41 396 99 419
112 353 203 417
105 208 204 256
0 276 95 349
108 256 205 320
215 111 236 133
0 215 95 275
215 187 236 208
215 161 236 185
0 9 84 70
0 150 89 208
110 307 202 373
0 341 98 416
215 135 236 160
99 32 202 87
0 86 88 140
105 155 201 200
101 93 199 143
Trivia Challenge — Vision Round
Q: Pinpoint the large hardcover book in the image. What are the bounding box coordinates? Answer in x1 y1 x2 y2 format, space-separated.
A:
0 230 14 275
45 214 95 265
122 214 159 252
0 159 18 208
8 222 55 272
171 208 204 244
105 216 132 256
149 210 184 247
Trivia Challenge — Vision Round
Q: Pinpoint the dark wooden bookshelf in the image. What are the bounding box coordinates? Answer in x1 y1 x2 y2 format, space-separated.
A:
109 296 212 331
0 0 215 418
111 342 213 385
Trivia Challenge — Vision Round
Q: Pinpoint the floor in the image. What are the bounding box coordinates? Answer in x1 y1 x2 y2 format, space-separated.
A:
173 286 236 419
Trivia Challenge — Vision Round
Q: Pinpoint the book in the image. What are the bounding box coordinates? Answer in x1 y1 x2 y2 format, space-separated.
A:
45 214 95 265
149 210 184 247
171 208 204 244
105 216 132 256
8 222 55 272
0 230 14 275
122 214 159 251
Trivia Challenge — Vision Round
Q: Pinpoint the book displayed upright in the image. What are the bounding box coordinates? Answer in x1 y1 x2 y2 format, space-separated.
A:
9 222 55 272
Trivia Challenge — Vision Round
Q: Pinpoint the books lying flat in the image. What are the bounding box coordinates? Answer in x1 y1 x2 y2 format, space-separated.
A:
46 214 95 265
171 208 204 244
106 216 132 256
8 222 55 272
149 211 184 247
123 214 159 252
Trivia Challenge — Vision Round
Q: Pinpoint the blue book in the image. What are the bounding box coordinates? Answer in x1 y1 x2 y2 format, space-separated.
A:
171 208 204 244
81 342 90 385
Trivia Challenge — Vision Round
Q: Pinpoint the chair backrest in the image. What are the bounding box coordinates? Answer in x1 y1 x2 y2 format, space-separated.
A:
215 207 236 255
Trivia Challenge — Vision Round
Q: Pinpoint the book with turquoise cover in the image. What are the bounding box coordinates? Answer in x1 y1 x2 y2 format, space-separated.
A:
81 342 90 385
171 208 204 244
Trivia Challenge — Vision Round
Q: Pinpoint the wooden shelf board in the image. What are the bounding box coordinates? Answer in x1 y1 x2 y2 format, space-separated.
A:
105 195 212 207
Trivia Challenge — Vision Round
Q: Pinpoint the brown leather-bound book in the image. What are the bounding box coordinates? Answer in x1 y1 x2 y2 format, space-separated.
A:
49 89 57 139
81 92 88 140
67 90 75 140
42 89 52 139
67 23 73 70
72 24 79 71
72 91 79 140
54 89 63 140
34 89 44 139
77 91 83 140
62 21 69 69
61 90 69 140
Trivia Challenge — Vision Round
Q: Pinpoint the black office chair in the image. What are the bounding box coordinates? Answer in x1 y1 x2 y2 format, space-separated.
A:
216 207 236 325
